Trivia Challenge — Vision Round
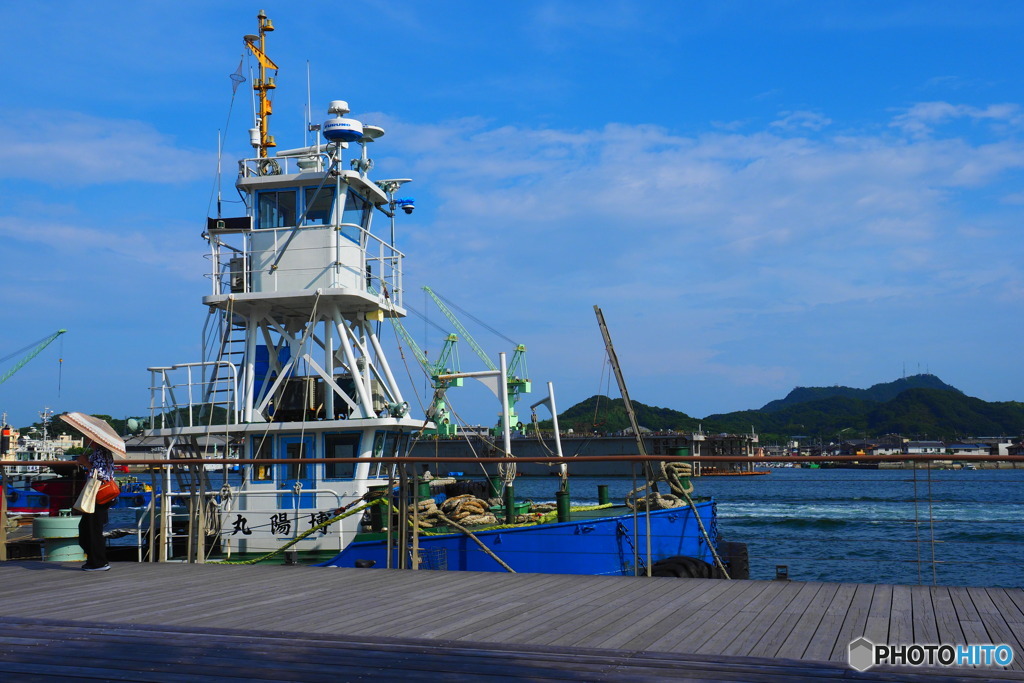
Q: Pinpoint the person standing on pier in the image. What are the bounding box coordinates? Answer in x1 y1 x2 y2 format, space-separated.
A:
60 413 126 572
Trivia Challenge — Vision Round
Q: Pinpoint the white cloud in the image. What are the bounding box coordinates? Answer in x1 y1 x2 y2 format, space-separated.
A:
0 216 201 279
771 110 833 131
0 110 215 185
376 102 1024 342
890 101 1024 137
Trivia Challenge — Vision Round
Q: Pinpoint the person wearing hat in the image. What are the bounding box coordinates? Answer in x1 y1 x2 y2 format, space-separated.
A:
60 412 126 572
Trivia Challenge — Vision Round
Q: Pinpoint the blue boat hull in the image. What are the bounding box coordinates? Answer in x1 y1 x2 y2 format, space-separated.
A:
321 501 718 575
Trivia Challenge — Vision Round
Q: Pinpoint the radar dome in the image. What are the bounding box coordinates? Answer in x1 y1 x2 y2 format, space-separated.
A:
323 117 364 143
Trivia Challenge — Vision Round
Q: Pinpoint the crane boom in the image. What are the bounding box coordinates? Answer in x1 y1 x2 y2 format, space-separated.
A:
391 317 430 370
423 286 496 371
0 329 67 386
593 308 644 455
390 318 460 436
423 287 532 435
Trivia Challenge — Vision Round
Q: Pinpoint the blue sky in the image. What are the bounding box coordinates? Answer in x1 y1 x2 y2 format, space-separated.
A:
1 2 1023 429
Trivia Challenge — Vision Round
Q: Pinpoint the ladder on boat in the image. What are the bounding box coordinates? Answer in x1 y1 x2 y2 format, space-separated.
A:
153 434 222 563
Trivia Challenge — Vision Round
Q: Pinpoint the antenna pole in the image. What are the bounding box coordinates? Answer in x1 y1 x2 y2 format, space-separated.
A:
216 129 223 217
244 10 278 158
306 60 312 148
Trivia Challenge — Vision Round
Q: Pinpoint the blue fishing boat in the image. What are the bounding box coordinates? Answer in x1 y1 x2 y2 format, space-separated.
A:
325 500 719 575
137 12 742 579
2 483 49 516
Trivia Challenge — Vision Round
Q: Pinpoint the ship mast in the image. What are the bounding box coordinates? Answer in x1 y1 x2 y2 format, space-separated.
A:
244 10 278 158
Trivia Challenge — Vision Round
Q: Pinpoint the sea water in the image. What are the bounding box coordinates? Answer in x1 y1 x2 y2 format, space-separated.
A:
512 468 1024 588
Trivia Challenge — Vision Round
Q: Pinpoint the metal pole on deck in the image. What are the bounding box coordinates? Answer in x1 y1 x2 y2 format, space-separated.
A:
160 460 170 562
196 470 206 564
412 466 420 570
594 306 654 576
397 464 408 569
498 352 512 461
148 469 158 562
0 469 8 562
385 467 394 569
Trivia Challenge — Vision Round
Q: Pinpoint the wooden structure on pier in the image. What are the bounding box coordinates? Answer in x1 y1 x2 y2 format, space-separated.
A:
0 561 1020 680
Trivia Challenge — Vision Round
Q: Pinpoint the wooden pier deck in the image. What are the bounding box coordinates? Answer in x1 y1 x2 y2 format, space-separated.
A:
0 561 1021 681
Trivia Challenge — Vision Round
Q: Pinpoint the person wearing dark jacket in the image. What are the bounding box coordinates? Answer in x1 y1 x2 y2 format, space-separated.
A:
60 412 125 572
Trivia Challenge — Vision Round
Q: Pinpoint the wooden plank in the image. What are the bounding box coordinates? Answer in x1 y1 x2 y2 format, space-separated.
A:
583 578 738 650
690 581 795 655
557 577 748 650
888 584 914 645
800 582 857 662
317 570 507 634
827 582 876 661
965 587 1024 671
310 572 503 633
909 584 939 645
931 586 967 647
745 582 827 659
948 585 992 646
3 613 1022 682
473 571 676 644
360 572 567 638
716 580 807 657
774 582 841 660
992 588 1024 624
613 578 753 650
863 582 892 644
465 578 614 641
651 580 784 654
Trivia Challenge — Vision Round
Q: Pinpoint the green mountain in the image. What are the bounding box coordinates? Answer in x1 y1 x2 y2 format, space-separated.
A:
760 374 961 412
552 395 699 434
552 375 1024 440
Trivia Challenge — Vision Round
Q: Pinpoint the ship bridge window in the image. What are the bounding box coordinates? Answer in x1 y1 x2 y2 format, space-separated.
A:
303 186 336 226
258 190 297 228
324 433 358 479
340 189 369 243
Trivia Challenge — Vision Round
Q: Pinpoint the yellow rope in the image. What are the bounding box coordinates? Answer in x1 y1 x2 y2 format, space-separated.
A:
413 503 615 536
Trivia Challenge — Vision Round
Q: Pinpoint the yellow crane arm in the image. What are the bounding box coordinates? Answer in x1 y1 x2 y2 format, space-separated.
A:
244 40 279 71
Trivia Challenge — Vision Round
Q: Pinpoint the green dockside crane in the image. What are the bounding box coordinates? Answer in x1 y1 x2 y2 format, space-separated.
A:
391 318 461 437
422 287 530 436
0 329 67 387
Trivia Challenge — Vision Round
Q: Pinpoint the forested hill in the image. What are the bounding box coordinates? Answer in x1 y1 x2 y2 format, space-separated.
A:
704 389 1024 440
553 395 699 434
551 376 1024 440
759 374 961 412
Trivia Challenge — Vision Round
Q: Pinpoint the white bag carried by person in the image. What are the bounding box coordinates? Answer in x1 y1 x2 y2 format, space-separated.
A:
73 472 100 515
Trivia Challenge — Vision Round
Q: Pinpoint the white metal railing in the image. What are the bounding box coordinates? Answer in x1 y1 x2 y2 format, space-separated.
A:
237 154 331 178
133 487 348 561
207 224 405 307
148 362 240 428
